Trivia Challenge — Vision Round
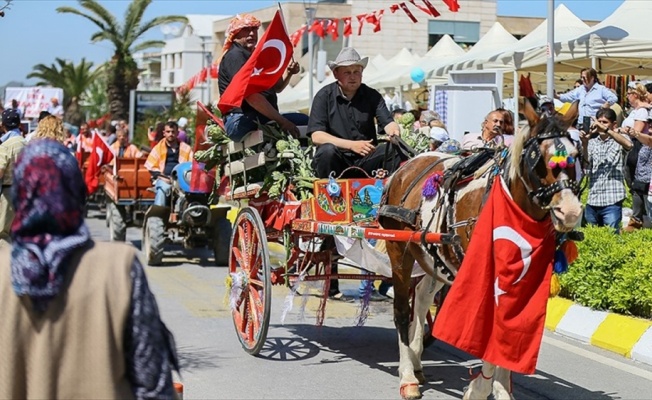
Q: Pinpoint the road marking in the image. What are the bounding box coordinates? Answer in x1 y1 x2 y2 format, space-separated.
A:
543 335 652 381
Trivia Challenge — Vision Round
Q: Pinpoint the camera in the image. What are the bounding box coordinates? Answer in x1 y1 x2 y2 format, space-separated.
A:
582 116 592 134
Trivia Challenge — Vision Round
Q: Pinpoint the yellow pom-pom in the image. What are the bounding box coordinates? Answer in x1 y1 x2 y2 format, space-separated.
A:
224 275 233 307
549 273 561 298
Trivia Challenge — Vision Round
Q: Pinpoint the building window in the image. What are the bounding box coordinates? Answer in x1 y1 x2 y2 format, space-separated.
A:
168 72 175 85
428 20 480 49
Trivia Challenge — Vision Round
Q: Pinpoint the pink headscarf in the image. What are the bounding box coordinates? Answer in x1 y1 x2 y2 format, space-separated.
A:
222 13 261 54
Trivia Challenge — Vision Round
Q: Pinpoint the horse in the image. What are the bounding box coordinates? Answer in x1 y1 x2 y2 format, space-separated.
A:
378 100 582 399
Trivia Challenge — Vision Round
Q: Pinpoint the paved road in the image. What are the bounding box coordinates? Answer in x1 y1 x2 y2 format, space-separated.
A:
88 211 652 399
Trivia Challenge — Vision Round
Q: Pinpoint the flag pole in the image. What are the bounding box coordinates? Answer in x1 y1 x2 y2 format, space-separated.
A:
546 0 555 98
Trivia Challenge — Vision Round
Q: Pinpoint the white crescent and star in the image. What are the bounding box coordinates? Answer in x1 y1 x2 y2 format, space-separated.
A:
252 39 287 77
492 226 533 306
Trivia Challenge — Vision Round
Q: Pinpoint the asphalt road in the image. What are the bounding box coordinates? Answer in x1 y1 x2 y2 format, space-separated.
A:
87 210 652 400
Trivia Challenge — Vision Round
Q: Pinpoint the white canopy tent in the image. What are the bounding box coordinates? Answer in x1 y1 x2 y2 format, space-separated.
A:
521 0 652 75
428 22 518 80
367 35 465 90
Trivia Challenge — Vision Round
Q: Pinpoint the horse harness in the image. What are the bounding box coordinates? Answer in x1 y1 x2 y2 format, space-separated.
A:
379 127 582 282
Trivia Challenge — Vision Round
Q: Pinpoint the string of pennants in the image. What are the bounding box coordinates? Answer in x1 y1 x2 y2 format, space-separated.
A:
176 0 459 94
288 0 460 46
176 64 219 94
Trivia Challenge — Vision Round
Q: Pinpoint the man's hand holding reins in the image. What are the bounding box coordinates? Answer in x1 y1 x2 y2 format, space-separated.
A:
349 139 375 157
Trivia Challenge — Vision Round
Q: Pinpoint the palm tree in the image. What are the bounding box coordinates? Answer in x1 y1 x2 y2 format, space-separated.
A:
82 71 110 120
27 58 99 126
57 0 187 121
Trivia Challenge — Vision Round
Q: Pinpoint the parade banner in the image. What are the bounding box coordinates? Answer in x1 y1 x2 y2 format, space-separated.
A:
3 87 64 119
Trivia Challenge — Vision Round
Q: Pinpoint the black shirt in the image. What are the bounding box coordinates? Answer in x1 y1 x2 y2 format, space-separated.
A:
307 82 393 143
218 42 278 116
163 146 179 176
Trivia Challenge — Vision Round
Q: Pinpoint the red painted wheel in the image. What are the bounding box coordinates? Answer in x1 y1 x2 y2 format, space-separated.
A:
229 207 271 355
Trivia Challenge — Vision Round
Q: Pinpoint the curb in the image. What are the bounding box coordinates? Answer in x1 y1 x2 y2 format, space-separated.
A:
546 297 652 365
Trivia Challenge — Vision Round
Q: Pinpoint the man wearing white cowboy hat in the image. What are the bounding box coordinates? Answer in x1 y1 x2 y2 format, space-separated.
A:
307 47 402 179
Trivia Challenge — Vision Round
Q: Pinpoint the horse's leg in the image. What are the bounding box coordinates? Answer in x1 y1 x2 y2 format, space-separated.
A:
387 240 421 400
463 361 495 400
407 243 446 383
493 367 515 400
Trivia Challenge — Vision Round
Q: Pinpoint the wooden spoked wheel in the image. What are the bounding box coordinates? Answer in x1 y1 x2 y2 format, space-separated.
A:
229 207 271 355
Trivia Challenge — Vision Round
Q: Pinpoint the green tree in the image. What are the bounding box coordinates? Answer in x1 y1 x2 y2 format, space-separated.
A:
57 0 187 121
81 68 110 120
27 57 99 126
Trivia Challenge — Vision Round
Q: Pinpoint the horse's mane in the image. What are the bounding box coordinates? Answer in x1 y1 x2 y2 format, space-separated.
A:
508 116 568 182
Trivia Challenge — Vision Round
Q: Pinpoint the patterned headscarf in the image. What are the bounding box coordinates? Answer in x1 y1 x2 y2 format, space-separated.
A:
10 139 92 312
222 13 261 54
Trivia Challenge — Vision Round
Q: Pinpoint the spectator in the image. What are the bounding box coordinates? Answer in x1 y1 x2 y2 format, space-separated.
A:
148 122 165 148
145 121 193 207
0 109 26 247
558 68 617 128
622 83 652 232
177 117 189 144
31 115 67 143
218 14 306 141
105 124 118 146
0 139 179 398
462 110 510 150
47 97 64 119
9 99 23 119
429 126 450 151
580 108 632 233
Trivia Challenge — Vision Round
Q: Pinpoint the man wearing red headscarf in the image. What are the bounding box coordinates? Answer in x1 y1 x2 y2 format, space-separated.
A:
218 13 307 142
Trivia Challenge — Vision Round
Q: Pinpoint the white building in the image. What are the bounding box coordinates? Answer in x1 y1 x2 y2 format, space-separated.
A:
155 14 230 103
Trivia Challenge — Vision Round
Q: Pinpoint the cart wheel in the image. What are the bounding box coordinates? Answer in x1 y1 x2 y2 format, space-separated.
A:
229 207 271 355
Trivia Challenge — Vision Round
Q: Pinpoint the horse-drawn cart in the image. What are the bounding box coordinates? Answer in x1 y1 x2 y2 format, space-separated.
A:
219 127 459 356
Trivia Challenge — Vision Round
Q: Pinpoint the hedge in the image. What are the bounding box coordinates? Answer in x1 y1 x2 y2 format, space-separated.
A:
559 225 652 319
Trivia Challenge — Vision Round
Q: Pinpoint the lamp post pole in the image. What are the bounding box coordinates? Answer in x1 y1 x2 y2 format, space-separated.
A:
306 7 316 106
546 0 555 98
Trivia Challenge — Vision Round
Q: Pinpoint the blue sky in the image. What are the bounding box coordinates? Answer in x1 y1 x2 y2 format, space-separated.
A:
0 0 623 85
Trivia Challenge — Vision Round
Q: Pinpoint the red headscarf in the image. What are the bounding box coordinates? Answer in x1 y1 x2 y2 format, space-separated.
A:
222 13 261 54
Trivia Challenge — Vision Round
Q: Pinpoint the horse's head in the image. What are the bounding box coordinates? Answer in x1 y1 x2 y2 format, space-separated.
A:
510 101 582 232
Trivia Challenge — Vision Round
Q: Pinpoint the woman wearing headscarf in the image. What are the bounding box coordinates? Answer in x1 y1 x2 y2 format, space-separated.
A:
0 140 179 399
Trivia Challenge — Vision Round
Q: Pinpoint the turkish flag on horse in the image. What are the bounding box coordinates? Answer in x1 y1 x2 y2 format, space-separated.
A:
85 132 114 195
433 176 555 374
218 10 293 115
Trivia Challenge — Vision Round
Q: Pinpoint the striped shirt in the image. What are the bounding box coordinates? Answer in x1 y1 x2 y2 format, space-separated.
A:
586 136 628 207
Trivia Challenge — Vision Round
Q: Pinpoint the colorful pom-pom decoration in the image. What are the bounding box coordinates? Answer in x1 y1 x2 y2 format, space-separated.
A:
422 172 444 199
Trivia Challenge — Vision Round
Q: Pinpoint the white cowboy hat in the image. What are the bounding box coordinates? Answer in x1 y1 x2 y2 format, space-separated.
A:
327 47 369 71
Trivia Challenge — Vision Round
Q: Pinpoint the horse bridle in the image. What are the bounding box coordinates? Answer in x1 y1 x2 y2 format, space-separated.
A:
520 129 581 209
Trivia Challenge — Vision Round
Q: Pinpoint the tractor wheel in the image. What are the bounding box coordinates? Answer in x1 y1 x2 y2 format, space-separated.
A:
144 216 165 266
108 203 127 242
212 216 233 266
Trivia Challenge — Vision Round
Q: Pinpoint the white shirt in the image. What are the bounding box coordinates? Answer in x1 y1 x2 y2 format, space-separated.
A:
47 104 64 118
622 107 649 133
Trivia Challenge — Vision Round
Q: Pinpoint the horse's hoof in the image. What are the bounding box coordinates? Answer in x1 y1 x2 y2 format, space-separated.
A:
492 381 515 400
414 370 426 384
400 383 422 400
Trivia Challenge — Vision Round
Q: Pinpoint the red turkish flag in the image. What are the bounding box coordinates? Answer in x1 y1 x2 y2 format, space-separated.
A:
217 11 293 115
309 19 326 38
325 19 339 41
190 101 222 193
85 132 114 195
421 0 441 17
442 0 460 12
433 176 556 374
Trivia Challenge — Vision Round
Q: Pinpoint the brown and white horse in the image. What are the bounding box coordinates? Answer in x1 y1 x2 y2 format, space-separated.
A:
379 101 582 399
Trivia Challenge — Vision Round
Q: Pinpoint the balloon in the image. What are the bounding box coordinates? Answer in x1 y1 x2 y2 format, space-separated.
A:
410 67 425 84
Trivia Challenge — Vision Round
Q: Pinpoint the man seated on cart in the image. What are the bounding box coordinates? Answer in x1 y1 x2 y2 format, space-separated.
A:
110 128 143 159
307 47 403 179
218 13 307 142
307 47 403 301
144 121 193 206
